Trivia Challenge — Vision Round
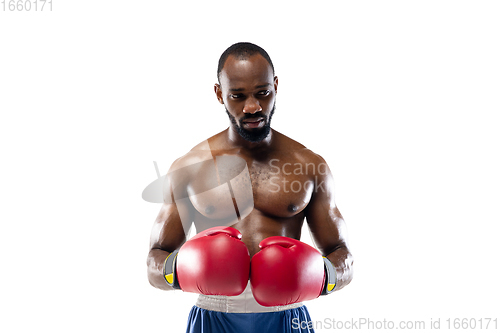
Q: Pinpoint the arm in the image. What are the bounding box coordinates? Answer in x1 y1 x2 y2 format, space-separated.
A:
147 202 188 290
305 156 353 291
146 160 194 291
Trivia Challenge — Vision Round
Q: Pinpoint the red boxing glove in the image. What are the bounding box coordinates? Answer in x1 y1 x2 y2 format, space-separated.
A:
250 236 326 306
172 226 250 296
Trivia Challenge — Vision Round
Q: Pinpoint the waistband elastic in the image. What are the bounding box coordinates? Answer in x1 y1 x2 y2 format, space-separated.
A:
195 282 303 313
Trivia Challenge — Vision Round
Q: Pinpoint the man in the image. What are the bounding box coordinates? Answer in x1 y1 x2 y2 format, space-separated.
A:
147 42 353 333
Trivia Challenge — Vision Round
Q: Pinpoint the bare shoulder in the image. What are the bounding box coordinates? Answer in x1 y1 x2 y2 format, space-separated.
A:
272 129 307 151
169 140 213 172
165 140 214 194
273 129 328 165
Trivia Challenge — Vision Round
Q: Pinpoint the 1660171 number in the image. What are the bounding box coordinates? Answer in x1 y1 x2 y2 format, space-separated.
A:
1 0 52 11
446 318 498 330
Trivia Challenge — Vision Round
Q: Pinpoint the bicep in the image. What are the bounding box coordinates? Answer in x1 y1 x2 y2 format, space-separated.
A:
149 158 196 252
149 199 194 253
306 202 348 255
305 167 348 256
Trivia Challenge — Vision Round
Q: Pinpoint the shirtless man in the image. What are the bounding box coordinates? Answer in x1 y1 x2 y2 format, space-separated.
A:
147 42 353 333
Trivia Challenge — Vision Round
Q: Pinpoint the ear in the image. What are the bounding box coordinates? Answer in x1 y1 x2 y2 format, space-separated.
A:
214 83 224 104
273 76 278 95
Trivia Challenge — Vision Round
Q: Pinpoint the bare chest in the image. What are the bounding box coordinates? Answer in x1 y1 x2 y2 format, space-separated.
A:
187 156 315 221
248 160 314 217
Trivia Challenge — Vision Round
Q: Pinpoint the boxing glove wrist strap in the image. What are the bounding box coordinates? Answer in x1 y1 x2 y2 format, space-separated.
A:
163 249 181 290
321 257 337 295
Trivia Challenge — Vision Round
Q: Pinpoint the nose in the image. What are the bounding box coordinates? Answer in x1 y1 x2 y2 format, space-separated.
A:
242 96 262 114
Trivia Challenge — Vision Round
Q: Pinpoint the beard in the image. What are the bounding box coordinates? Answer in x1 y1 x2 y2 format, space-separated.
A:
225 104 275 143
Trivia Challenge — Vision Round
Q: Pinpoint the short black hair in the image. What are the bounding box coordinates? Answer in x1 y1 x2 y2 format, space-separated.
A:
217 42 275 83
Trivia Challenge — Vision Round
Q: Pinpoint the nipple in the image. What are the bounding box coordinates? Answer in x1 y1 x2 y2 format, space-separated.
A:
205 205 216 215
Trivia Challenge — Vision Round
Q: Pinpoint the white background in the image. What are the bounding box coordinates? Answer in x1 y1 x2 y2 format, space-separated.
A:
1 1 499 332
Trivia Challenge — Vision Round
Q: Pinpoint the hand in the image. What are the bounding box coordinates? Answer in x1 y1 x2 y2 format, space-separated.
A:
164 226 250 296
250 236 330 306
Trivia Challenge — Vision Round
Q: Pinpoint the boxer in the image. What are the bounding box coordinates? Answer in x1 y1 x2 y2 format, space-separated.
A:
147 42 353 333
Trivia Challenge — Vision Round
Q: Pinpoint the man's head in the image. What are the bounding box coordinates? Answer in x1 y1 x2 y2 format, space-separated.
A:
215 42 278 143
217 42 275 84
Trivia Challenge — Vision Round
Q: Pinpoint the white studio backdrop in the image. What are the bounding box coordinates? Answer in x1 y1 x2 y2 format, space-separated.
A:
1 1 499 332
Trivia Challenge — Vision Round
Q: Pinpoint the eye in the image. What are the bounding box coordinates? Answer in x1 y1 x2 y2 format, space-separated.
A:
258 90 270 96
230 94 243 100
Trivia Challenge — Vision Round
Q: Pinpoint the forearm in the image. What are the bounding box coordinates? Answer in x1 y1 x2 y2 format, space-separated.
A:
325 246 354 291
147 249 174 291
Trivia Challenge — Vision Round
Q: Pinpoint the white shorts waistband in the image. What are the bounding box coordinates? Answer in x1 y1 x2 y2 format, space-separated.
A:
195 282 303 313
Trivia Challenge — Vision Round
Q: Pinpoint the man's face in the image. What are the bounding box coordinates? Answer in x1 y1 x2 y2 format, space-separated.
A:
215 54 278 143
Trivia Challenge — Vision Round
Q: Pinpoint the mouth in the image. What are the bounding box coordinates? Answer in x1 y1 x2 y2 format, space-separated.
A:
242 117 264 129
